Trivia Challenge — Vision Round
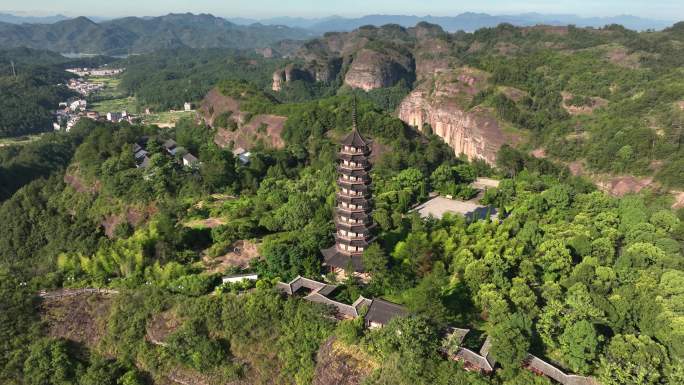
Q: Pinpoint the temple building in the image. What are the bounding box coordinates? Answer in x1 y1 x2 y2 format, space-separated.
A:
321 109 375 279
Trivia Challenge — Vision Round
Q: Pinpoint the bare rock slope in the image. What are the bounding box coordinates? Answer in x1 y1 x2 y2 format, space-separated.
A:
398 67 520 165
198 88 286 150
312 338 376 385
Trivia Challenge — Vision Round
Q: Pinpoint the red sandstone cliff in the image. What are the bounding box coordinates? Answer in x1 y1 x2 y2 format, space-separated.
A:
272 23 453 92
398 67 520 165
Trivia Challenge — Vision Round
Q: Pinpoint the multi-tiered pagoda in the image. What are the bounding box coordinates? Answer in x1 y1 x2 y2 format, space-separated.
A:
321 110 375 277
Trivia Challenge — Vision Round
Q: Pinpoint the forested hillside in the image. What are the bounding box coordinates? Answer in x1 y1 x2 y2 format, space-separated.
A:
0 74 73 137
460 23 684 188
118 49 286 110
113 21 684 189
0 13 312 55
0 48 111 138
267 22 684 190
1 74 684 384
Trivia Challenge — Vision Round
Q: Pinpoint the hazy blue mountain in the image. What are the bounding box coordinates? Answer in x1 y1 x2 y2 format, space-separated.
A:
0 12 70 24
228 16 329 29
0 13 314 55
229 12 676 32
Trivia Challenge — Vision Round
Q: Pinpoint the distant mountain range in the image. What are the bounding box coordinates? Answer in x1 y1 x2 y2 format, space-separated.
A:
0 11 677 56
0 13 314 55
0 12 71 24
228 12 677 32
1 11 676 32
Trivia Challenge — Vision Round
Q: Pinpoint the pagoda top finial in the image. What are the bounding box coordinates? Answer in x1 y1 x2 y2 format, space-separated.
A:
341 96 370 148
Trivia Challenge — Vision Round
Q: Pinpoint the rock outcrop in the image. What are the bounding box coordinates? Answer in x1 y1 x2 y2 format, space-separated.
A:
411 22 453 80
343 49 414 91
272 60 342 91
272 64 315 91
198 88 286 150
561 91 608 115
312 338 376 385
398 67 519 165
41 292 114 349
273 23 450 92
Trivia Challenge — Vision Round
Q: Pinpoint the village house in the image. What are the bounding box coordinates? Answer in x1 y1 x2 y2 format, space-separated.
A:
134 147 149 164
66 78 105 96
184 102 193 111
65 116 80 132
67 67 124 77
107 112 122 123
238 151 252 164
69 99 87 111
90 67 124 76
364 298 408 329
132 137 199 170
232 147 252 164
182 153 199 167
162 139 178 154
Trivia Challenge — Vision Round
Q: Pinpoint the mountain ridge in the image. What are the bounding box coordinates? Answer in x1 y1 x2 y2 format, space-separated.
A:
227 12 677 32
1 10 675 32
0 13 314 55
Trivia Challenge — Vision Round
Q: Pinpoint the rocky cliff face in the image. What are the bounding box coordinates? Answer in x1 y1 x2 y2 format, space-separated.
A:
411 22 453 81
272 64 315 91
343 48 414 91
273 23 449 92
398 67 519 165
272 70 285 91
272 60 341 91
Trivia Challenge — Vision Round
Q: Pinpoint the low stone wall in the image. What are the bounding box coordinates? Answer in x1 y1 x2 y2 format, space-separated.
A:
38 288 120 299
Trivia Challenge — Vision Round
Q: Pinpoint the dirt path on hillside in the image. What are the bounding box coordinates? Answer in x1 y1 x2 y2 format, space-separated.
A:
202 240 260 274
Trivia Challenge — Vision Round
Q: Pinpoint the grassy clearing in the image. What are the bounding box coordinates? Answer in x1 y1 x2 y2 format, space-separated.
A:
87 75 127 99
143 111 196 126
91 97 139 114
183 217 226 229
87 76 121 87
0 133 46 147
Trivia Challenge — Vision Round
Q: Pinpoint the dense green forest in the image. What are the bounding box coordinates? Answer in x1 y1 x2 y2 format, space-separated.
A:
0 14 312 55
0 48 111 138
116 22 684 189
118 49 284 110
0 72 73 137
1 81 683 385
457 23 684 188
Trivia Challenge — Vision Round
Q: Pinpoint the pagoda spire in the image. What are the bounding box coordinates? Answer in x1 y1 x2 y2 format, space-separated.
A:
352 96 358 131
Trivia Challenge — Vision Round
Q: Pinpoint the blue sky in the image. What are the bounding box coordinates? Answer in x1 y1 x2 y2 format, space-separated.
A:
3 0 682 20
